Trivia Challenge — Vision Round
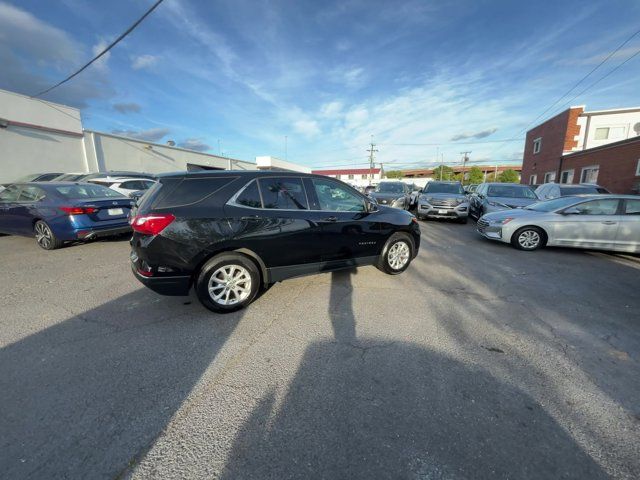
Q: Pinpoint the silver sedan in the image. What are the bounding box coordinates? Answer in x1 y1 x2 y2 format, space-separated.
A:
476 195 640 252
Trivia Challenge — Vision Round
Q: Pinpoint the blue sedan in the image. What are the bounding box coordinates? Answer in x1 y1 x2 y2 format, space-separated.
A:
0 182 133 250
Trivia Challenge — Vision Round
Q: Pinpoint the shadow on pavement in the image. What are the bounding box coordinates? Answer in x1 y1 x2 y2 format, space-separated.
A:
220 269 608 479
0 289 242 479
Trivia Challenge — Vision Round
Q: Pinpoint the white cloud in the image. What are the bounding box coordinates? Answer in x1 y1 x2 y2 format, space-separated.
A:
131 54 158 70
178 138 211 152
113 102 142 114
293 118 321 137
91 40 110 71
320 101 344 118
330 66 367 89
111 128 170 142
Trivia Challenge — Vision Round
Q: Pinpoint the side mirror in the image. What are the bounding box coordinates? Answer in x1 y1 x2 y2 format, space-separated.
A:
561 207 580 215
366 200 378 213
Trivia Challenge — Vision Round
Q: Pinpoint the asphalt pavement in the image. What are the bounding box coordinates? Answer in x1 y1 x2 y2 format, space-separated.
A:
0 221 638 479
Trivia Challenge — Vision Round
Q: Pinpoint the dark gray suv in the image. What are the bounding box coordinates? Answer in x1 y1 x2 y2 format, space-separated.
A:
416 181 469 223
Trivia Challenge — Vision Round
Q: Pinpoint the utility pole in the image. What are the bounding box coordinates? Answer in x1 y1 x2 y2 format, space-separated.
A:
439 151 444 181
366 135 378 184
460 151 471 183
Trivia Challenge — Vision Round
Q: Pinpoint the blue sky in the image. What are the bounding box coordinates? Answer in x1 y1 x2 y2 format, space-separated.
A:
2 0 640 169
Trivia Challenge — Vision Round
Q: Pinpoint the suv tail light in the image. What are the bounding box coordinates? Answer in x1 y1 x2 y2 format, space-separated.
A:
59 206 98 215
130 213 175 235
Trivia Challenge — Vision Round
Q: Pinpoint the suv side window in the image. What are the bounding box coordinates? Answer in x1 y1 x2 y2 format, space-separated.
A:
235 180 262 208
573 199 620 215
18 186 46 202
0 185 20 202
258 177 308 210
311 178 365 212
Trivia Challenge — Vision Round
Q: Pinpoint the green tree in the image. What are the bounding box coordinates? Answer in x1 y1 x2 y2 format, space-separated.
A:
385 170 404 179
498 169 519 183
467 166 484 185
432 165 454 181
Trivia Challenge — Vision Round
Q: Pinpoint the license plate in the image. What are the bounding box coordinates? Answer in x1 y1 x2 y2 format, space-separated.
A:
108 208 124 215
438 209 447 214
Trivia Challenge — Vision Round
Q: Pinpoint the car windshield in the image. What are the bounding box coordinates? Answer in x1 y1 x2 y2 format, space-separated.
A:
54 184 125 199
375 183 404 193
524 196 580 212
424 183 464 194
487 185 537 199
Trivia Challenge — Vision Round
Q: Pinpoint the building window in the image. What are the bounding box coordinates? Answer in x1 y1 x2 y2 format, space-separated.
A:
594 126 626 141
580 165 599 184
543 171 556 183
335 174 341 179
533 137 542 154
636 159 640 176
361 174 368 180
560 169 574 184
347 174 354 180
529 174 537 185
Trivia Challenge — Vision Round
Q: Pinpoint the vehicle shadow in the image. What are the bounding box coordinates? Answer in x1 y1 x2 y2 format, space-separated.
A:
0 289 242 479
219 269 608 479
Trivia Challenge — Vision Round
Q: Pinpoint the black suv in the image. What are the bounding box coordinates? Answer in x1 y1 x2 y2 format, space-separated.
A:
130 171 420 312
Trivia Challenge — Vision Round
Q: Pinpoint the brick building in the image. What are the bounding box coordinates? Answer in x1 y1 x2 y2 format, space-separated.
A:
521 106 640 193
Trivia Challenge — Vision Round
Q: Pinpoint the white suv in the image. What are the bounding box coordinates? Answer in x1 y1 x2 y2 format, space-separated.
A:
89 177 156 197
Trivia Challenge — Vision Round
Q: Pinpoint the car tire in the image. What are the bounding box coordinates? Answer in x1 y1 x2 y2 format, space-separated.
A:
377 233 414 275
458 217 468 224
195 252 261 313
511 226 546 251
34 220 64 250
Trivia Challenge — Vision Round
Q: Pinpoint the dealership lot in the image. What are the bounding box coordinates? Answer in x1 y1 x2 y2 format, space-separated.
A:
1 223 639 479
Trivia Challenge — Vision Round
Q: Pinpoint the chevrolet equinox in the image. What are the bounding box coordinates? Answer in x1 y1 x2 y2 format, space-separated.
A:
130 171 420 312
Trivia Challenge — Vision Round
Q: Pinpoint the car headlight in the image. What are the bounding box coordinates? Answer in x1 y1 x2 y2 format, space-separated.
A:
488 201 511 209
491 217 514 225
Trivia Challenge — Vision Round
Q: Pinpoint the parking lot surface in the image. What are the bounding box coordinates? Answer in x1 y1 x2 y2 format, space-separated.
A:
1 222 639 479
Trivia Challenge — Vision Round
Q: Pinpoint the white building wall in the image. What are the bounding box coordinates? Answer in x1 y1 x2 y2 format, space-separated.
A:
88 131 256 174
256 156 311 173
0 89 85 183
578 110 640 151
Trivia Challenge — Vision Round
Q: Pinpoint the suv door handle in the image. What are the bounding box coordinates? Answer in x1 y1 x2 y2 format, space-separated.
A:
601 221 617 225
323 216 338 222
241 215 260 221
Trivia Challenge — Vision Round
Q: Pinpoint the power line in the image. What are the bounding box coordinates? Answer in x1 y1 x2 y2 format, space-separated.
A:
487 29 640 158
521 27 640 132
32 0 165 98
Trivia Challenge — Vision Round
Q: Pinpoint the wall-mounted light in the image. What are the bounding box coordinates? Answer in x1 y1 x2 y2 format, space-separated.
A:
0 118 9 128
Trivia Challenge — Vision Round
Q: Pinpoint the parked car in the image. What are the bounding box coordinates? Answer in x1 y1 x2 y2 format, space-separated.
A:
130 171 420 312
51 173 90 182
367 181 412 209
11 172 64 182
476 195 640 252
89 177 156 197
408 183 422 208
0 182 133 250
534 183 610 200
469 183 538 219
363 185 376 195
416 181 469 223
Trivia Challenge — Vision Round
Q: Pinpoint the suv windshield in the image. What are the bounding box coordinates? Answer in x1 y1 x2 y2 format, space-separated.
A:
375 183 404 194
424 183 464 194
487 185 537 199
525 196 580 212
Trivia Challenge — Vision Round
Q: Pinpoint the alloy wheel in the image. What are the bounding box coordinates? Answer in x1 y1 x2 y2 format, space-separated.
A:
207 265 252 305
387 241 410 270
518 230 541 249
35 222 52 249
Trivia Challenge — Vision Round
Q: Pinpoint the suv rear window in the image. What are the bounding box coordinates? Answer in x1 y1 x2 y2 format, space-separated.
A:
236 180 262 208
155 177 235 208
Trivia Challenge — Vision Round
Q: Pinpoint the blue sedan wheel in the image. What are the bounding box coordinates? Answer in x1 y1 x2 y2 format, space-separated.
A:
34 220 63 250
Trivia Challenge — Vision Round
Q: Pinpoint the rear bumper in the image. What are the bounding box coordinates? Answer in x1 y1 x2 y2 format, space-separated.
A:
75 225 131 239
131 262 191 296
